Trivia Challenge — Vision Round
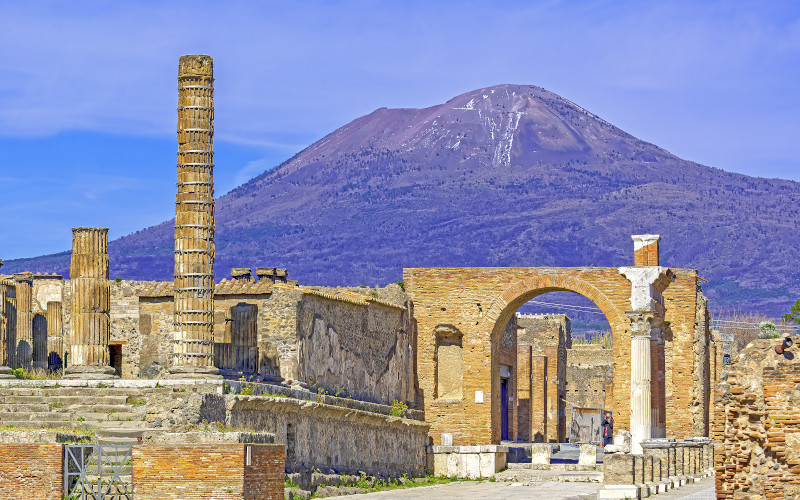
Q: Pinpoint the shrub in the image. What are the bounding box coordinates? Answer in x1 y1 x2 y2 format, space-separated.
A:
389 399 408 417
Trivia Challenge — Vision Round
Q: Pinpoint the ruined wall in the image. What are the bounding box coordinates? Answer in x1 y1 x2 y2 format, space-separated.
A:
662 270 711 438
517 313 569 442
138 291 272 378
137 282 415 407
139 388 428 478
565 345 613 412
714 337 800 499
296 288 414 406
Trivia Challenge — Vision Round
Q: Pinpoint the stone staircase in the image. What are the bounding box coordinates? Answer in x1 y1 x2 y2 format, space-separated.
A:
0 387 153 445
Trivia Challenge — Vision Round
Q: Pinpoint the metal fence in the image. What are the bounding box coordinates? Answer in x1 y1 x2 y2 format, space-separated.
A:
64 444 132 499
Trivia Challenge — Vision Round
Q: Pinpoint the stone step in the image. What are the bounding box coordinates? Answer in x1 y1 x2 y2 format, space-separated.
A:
97 436 141 446
0 395 131 405
0 412 72 422
73 411 144 422
95 428 146 445
78 420 146 429
0 403 50 413
0 386 145 396
0 420 74 429
65 404 144 414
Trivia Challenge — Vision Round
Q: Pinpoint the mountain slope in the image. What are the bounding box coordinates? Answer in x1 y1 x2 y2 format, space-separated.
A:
7 84 800 315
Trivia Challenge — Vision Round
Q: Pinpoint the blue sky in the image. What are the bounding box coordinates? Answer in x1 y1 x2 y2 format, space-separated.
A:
1 1 798 259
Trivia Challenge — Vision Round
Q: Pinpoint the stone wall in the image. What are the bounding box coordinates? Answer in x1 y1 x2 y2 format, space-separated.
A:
138 283 414 407
296 288 414 405
140 388 429 477
0 443 62 500
133 443 284 500
565 345 613 411
714 337 800 499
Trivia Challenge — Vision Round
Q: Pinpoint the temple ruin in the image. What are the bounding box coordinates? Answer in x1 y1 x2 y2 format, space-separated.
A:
0 54 726 498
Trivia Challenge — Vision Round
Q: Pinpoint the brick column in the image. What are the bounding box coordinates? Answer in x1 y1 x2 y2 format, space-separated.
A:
170 54 219 378
632 234 660 266
530 354 547 442
64 227 115 379
46 301 63 370
0 279 12 377
13 273 33 369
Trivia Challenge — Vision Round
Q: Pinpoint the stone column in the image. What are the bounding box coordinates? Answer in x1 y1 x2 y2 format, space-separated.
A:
64 227 115 379
0 279 12 378
46 301 63 370
629 312 652 455
13 273 33 369
170 54 219 378
32 313 47 369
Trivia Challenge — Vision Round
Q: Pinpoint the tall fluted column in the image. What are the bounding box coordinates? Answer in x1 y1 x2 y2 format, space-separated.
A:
0 279 12 378
170 54 219 378
629 312 653 454
13 273 33 369
46 301 64 370
64 227 115 379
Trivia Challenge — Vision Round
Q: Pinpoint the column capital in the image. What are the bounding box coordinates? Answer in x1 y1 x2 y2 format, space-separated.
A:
619 267 675 312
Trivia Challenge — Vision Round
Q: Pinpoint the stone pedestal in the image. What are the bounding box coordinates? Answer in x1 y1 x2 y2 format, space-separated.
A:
599 453 640 499
530 443 553 464
578 443 597 466
429 445 508 479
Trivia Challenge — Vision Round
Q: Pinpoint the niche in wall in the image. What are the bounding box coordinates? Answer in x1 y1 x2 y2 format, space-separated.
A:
434 325 463 400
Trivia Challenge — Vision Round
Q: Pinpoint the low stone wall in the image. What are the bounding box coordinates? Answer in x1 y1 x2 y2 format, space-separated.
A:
599 438 713 499
0 443 63 500
0 379 429 480
133 443 284 500
428 445 508 479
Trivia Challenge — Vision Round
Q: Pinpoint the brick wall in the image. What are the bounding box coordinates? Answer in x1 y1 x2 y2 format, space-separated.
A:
133 443 284 499
405 266 707 445
565 345 612 412
714 338 800 499
0 443 62 500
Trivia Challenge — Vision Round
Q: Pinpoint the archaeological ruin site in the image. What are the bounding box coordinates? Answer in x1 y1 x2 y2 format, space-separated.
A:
0 55 795 499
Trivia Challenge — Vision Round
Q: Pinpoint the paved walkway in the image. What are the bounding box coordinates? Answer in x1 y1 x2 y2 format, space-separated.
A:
343 476 716 499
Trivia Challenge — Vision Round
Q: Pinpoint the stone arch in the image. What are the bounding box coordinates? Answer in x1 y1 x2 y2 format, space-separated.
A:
478 274 629 443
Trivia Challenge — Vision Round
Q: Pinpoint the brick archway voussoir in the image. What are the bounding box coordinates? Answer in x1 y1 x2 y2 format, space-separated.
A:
483 274 627 339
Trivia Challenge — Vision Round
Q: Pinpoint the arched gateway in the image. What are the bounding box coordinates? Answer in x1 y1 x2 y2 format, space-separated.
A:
403 235 711 450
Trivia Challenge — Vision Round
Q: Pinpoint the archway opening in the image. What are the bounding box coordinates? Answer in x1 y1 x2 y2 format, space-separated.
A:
497 291 614 446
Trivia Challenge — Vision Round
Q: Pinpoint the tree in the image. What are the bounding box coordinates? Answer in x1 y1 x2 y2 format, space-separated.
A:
783 298 800 324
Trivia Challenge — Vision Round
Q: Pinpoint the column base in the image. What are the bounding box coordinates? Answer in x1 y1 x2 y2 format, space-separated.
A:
167 365 221 379
63 365 118 380
0 366 14 379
